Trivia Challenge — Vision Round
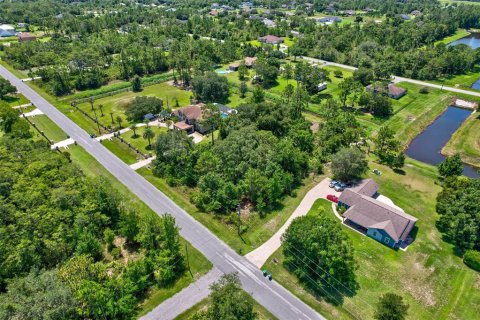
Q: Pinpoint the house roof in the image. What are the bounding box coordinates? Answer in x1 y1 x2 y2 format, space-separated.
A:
259 35 283 43
17 32 36 40
340 180 417 243
174 121 193 130
0 24 15 31
244 56 257 66
388 84 406 96
174 103 205 121
350 178 379 196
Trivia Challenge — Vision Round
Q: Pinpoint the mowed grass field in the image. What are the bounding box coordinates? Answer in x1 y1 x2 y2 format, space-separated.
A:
263 158 480 320
29 114 68 142
442 111 480 167
76 82 192 129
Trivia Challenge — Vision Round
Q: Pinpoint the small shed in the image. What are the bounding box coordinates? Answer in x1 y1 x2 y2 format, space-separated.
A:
144 113 156 121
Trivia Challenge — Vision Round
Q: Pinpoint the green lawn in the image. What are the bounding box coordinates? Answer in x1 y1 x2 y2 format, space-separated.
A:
176 295 277 320
138 167 325 254
120 125 167 152
434 29 470 46
442 111 480 167
101 138 142 165
428 65 480 91
137 238 213 317
75 82 192 129
263 158 480 320
27 81 108 135
2 93 29 107
29 114 68 142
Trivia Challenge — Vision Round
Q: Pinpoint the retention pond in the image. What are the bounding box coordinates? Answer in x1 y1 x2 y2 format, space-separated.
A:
405 106 479 178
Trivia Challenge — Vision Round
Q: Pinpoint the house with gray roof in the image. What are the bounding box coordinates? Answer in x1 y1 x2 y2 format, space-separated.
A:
338 179 417 249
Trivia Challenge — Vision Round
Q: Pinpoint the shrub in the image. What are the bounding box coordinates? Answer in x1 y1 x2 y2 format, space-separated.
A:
463 250 480 271
334 70 343 78
111 247 122 260
419 86 429 94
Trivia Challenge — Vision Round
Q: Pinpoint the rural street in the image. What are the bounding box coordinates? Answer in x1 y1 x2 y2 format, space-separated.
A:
0 64 325 320
301 56 480 98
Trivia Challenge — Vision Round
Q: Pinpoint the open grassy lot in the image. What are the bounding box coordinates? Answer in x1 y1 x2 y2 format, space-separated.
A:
138 167 324 254
76 82 192 129
442 111 480 167
29 114 68 142
263 158 480 320
176 295 277 320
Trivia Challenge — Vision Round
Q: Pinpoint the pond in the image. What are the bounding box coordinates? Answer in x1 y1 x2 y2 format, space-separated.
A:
405 106 479 178
448 32 480 49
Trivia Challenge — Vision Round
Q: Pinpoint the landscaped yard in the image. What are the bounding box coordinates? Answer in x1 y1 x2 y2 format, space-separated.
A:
262 157 480 320
120 125 168 152
75 81 192 129
442 111 480 167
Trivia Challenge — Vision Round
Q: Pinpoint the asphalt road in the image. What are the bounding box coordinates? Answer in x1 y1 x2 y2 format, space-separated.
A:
302 56 480 98
0 65 325 320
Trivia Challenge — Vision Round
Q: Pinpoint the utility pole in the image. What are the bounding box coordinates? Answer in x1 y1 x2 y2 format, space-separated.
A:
185 243 192 277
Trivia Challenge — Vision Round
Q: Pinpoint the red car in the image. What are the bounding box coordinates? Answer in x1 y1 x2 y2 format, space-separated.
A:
326 194 339 203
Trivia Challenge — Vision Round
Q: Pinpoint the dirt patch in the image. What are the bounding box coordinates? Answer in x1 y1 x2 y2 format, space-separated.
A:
400 253 436 307
113 236 140 264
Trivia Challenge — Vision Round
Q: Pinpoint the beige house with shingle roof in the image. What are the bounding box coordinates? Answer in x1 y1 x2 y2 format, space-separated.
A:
338 179 417 248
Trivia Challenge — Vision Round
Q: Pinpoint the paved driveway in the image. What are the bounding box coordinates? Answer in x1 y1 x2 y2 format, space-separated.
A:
245 178 340 268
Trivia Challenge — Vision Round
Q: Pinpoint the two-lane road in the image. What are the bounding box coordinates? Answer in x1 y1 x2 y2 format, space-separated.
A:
0 65 324 320
302 56 480 98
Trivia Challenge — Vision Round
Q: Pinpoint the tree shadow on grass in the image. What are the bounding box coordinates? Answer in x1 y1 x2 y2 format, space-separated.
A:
393 168 406 175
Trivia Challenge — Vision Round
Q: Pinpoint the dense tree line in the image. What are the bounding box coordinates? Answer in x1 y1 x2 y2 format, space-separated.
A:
436 177 480 253
0 107 186 318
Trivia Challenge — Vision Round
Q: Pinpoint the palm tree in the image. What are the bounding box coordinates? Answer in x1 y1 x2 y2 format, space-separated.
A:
143 126 155 150
116 115 123 129
130 124 138 138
